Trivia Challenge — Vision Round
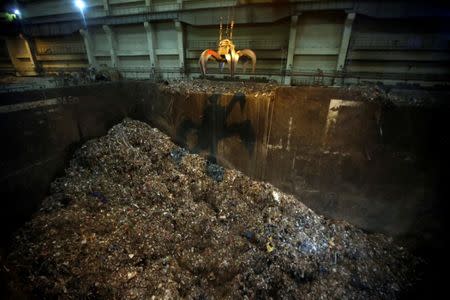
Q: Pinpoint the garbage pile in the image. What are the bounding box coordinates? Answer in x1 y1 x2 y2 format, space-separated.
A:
159 79 278 96
344 84 440 107
6 120 418 299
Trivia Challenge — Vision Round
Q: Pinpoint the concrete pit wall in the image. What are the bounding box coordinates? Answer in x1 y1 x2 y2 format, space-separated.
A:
0 82 149 243
0 81 447 250
145 85 447 243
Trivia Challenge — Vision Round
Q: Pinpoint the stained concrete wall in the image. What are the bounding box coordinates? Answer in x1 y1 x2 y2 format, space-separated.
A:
34 34 88 72
346 15 450 84
292 12 344 73
144 84 448 243
262 88 434 236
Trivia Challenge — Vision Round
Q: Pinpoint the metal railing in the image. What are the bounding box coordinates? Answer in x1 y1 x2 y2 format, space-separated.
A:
85 3 181 18
2 65 448 91
352 35 450 51
187 39 288 50
36 45 86 55
116 65 450 84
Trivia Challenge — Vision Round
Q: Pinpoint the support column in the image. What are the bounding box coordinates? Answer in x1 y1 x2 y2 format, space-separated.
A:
19 34 41 75
284 15 298 85
336 12 356 72
103 25 118 68
144 21 157 71
103 0 110 15
177 0 183 10
3 38 22 76
174 20 185 74
79 29 97 68
145 0 151 12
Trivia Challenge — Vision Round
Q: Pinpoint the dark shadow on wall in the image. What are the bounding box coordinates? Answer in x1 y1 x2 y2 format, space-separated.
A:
176 93 256 163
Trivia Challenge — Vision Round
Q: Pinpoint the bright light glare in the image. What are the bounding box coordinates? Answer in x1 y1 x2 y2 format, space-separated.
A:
13 9 21 15
75 0 86 10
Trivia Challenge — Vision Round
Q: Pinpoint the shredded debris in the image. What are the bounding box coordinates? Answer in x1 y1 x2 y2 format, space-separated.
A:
344 84 444 107
158 79 279 96
6 119 418 299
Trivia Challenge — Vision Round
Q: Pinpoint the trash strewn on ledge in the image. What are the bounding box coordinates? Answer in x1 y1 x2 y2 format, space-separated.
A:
159 78 279 96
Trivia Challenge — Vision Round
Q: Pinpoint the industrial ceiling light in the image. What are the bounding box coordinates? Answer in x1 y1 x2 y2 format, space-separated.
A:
75 0 86 11
11 8 21 19
75 0 87 28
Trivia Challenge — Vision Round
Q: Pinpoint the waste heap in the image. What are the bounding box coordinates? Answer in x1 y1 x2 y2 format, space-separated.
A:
7 120 417 299
158 79 278 96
